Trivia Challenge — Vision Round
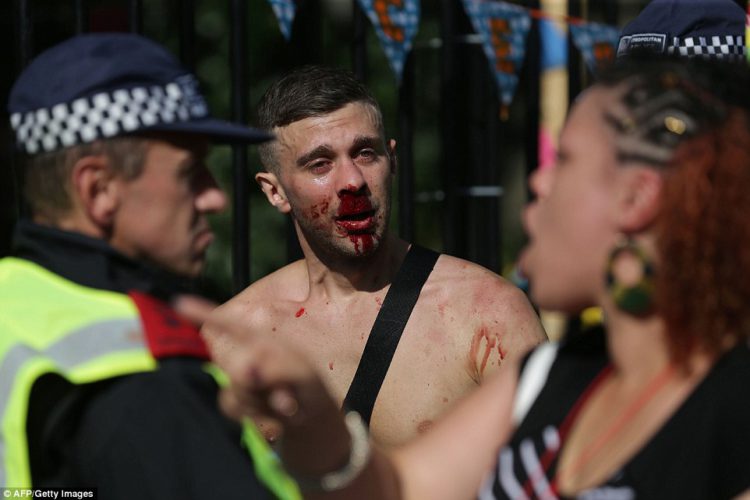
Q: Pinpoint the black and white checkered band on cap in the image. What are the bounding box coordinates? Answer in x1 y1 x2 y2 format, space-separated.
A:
10 74 209 154
668 35 745 60
8 33 271 153
616 0 746 62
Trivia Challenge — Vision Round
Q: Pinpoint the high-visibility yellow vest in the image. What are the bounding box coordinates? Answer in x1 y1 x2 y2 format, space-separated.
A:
0 257 300 499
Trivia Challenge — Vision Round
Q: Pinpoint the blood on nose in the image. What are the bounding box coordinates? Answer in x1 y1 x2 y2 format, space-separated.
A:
337 190 372 216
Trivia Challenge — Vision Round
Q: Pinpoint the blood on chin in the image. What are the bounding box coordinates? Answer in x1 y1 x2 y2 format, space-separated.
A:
331 228 380 257
347 233 377 255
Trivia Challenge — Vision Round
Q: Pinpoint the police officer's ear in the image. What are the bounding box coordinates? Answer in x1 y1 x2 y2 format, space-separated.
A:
71 154 121 228
388 139 397 174
255 170 291 214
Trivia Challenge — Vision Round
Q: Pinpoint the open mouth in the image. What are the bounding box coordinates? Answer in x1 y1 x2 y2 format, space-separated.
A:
335 210 376 231
336 209 376 222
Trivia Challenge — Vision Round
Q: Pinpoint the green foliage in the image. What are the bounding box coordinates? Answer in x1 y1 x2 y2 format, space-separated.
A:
182 1 532 298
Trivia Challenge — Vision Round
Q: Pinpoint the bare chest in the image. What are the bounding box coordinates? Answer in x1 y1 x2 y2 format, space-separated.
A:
269 300 474 445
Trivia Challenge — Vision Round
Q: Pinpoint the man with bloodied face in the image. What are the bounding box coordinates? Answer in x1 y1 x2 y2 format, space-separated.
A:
203 65 546 447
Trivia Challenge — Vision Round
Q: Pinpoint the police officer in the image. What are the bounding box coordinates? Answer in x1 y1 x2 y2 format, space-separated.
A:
1 33 297 499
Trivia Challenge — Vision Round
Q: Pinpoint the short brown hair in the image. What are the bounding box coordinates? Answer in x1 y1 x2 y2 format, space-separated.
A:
23 136 148 221
256 65 383 174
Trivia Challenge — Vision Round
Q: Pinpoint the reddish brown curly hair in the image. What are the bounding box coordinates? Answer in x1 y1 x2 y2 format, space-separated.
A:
656 110 750 366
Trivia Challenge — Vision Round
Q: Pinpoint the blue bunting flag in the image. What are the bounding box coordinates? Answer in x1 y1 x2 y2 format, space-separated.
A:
461 0 532 111
268 0 296 41
357 0 420 82
569 21 620 76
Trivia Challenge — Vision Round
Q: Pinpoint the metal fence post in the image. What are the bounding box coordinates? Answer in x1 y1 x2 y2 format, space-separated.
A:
439 0 459 256
397 52 415 242
11 0 32 222
179 0 196 70
230 0 250 293
128 0 142 33
352 0 368 82
74 0 87 33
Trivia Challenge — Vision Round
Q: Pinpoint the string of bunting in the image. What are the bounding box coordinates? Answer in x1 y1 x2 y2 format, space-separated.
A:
264 0 620 114
461 0 620 118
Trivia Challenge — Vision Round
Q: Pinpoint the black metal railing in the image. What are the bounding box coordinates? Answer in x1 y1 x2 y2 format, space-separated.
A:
2 0 662 295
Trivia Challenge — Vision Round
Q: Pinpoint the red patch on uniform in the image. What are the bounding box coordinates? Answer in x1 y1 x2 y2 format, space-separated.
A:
129 291 209 360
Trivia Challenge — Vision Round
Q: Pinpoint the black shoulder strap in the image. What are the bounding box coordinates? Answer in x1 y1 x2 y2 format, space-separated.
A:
343 245 440 425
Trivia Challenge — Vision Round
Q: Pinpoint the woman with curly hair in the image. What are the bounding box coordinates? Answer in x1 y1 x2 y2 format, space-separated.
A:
206 55 750 499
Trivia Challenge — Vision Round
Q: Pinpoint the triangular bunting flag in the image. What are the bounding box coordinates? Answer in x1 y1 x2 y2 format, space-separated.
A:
268 0 296 41
462 0 532 114
357 0 420 82
569 21 620 76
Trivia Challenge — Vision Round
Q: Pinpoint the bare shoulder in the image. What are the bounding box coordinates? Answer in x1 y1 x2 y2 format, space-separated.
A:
206 260 308 330
429 254 536 316
423 254 546 383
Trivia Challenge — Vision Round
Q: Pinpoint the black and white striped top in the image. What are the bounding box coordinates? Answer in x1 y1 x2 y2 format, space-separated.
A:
479 327 750 500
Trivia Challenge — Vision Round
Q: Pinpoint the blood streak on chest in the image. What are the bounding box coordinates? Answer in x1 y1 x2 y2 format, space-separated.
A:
295 307 305 318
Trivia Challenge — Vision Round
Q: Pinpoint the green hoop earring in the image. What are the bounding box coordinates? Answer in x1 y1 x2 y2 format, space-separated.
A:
605 238 655 316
